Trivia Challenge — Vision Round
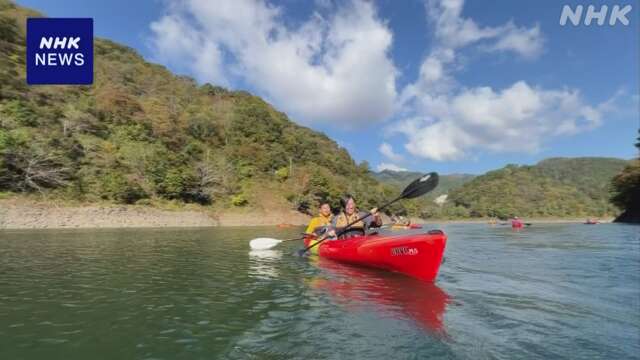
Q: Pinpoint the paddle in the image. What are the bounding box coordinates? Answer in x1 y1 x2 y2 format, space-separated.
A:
296 172 439 256
250 235 313 250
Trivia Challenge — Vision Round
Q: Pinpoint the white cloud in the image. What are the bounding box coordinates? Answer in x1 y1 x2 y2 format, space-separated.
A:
426 0 544 57
379 142 404 162
149 15 228 86
376 163 408 172
399 0 545 110
486 22 544 59
396 81 605 161
149 0 397 126
149 0 614 162
393 0 608 161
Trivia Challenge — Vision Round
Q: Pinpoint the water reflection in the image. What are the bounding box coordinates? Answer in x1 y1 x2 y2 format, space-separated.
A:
248 249 282 279
309 257 451 335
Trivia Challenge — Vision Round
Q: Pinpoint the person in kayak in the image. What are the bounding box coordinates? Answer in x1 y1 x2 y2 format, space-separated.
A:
511 216 524 228
305 202 333 236
327 194 382 239
303 202 333 255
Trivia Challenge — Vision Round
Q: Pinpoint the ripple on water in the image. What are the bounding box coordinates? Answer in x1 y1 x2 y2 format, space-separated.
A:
0 225 638 359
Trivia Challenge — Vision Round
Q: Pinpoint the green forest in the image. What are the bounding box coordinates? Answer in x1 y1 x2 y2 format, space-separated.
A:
0 0 637 220
609 132 640 222
0 0 395 215
376 158 631 219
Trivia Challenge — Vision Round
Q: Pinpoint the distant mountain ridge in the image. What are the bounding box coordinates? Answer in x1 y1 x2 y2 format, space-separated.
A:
444 157 629 218
374 170 475 198
375 157 628 219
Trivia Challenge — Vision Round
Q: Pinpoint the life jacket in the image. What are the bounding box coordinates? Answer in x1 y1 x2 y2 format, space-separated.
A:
334 211 365 238
305 213 333 235
334 211 364 228
304 214 333 255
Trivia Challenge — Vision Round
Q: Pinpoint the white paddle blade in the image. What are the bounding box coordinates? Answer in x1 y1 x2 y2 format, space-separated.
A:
249 238 283 250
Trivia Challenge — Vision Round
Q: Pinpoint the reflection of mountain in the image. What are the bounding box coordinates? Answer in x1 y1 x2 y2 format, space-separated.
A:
309 257 450 335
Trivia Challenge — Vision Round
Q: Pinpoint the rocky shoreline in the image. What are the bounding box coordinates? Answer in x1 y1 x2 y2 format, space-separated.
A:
0 199 311 229
0 199 613 230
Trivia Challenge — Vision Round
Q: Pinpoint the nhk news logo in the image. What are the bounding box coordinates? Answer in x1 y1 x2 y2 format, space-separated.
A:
26 18 93 85
559 4 633 26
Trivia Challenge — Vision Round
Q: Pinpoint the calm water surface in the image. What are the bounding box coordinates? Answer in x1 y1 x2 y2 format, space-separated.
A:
1 224 638 359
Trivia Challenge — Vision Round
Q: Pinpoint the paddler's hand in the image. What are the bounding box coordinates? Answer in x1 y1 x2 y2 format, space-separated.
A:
370 207 382 226
327 230 336 238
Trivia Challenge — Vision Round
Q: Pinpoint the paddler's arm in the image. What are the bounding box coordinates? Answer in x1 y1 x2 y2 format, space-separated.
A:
325 217 339 239
365 208 383 228
304 217 320 234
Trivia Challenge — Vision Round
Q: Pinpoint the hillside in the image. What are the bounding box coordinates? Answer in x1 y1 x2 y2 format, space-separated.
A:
0 0 631 222
0 0 393 215
535 157 630 200
374 170 474 198
442 158 629 219
610 131 640 223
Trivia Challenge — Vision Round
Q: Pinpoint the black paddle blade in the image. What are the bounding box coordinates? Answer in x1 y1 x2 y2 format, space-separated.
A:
401 172 439 199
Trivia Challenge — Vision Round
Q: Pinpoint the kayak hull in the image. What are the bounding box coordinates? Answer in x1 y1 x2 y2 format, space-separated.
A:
310 230 447 282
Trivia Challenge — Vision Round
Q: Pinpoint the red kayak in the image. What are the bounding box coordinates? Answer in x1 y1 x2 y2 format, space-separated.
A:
305 230 447 282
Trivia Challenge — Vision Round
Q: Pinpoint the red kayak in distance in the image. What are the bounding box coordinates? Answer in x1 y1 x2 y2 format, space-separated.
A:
305 230 447 282
511 220 524 229
309 257 451 335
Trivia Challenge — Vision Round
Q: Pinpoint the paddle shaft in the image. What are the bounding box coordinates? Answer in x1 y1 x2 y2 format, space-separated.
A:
300 193 405 253
281 236 306 242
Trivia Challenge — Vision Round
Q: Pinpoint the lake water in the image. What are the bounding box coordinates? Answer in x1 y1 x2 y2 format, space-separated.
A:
1 224 638 359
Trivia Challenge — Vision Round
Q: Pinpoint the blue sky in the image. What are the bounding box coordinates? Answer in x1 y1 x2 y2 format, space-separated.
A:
17 0 639 174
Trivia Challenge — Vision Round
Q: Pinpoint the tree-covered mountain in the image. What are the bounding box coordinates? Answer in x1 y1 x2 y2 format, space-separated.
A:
0 0 632 220
440 157 630 219
0 0 394 214
611 131 640 223
374 170 474 198
374 158 628 219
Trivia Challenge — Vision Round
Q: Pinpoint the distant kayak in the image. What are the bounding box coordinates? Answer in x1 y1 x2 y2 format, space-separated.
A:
512 220 524 228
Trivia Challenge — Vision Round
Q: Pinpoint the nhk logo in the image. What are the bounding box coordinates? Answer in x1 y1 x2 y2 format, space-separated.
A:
26 18 93 85
559 4 632 26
